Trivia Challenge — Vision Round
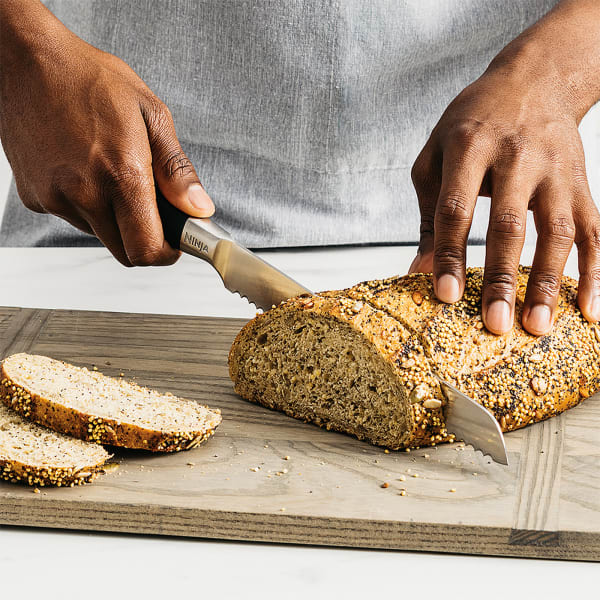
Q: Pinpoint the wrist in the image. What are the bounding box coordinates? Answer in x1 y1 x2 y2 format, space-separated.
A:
0 0 69 72
486 1 600 123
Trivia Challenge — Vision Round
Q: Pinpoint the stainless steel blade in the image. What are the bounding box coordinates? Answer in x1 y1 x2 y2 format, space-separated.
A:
436 376 509 465
177 217 311 310
212 240 311 310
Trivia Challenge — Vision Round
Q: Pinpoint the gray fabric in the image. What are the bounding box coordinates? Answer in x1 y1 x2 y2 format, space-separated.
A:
1 0 564 248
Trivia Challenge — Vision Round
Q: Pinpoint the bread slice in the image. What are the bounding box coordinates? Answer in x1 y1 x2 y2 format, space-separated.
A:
1 354 222 452
0 403 110 487
229 267 600 449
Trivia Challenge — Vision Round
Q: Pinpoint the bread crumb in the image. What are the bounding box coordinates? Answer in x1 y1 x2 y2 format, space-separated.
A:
381 482 389 488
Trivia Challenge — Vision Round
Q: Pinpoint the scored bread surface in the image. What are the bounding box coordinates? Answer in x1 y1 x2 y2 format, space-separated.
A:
0 403 110 487
229 267 600 450
0 354 222 452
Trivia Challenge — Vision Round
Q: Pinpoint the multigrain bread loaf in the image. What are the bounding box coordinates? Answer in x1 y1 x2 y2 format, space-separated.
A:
0 354 222 452
229 267 600 449
0 403 110 487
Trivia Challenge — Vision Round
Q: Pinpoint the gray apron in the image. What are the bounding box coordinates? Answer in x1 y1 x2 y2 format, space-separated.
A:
1 0 563 248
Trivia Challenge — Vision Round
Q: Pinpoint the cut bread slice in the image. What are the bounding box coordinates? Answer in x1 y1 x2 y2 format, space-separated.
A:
0 403 110 487
1 353 222 452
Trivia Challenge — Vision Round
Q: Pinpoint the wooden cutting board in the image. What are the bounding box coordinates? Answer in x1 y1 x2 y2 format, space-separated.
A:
0 306 598 561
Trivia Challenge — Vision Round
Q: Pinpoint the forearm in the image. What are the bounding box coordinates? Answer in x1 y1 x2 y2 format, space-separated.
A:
488 0 600 123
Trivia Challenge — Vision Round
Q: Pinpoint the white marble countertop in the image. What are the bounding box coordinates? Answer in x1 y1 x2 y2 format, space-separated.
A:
0 245 595 599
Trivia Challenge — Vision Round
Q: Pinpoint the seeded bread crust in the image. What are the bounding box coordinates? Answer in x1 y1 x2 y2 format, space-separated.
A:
1 456 106 488
0 356 222 452
0 403 111 487
229 267 600 449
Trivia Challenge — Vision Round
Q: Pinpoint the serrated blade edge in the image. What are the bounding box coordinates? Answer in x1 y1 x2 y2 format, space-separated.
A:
437 376 509 465
212 241 311 311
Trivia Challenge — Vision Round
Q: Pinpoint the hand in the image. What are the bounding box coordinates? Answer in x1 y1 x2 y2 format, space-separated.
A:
409 0 600 335
0 0 214 266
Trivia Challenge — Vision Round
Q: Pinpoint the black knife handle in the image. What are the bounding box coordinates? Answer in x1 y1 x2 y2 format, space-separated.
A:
156 188 189 250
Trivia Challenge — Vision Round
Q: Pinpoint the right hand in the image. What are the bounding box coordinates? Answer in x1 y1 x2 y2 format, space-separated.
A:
0 2 214 266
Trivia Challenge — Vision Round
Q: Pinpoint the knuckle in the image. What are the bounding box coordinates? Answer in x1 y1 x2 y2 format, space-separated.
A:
411 153 430 188
571 161 589 188
104 161 154 197
530 272 562 297
419 215 434 237
437 191 471 222
127 244 165 267
146 96 172 127
449 120 489 153
586 267 600 286
451 121 479 145
483 269 517 297
577 224 600 251
434 243 464 266
163 149 195 180
541 215 575 246
501 132 528 157
489 209 525 237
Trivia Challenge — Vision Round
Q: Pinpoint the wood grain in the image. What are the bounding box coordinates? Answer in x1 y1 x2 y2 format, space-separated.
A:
0 306 598 561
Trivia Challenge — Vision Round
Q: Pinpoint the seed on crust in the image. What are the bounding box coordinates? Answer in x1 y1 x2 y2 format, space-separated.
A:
409 383 429 404
530 376 547 395
400 357 416 369
411 291 423 305
423 399 442 409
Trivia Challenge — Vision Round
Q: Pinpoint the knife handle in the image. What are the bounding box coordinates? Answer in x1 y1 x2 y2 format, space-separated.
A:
155 187 233 262
155 188 188 250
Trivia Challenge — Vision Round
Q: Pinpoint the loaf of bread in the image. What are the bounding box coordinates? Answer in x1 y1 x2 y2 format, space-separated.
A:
229 267 600 449
1 354 222 452
0 403 110 487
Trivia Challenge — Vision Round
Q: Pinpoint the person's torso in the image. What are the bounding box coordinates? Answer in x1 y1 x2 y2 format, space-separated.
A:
2 0 564 247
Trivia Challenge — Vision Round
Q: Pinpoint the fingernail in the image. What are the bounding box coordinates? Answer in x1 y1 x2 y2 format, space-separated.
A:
188 184 214 212
485 300 511 334
525 304 552 334
436 274 461 303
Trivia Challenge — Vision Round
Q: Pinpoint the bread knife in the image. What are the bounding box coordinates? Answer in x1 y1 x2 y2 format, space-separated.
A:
156 192 311 310
435 375 509 465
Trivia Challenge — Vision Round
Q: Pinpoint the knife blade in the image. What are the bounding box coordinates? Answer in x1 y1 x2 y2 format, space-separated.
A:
156 192 311 310
435 375 509 465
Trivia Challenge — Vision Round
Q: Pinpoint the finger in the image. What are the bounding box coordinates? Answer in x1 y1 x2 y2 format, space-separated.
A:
409 141 441 274
433 135 490 302
40 190 96 237
523 183 575 335
142 98 214 218
574 195 600 322
89 217 133 267
110 163 181 266
482 169 533 334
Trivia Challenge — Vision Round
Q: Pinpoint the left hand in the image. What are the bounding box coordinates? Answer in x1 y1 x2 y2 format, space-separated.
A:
409 0 600 336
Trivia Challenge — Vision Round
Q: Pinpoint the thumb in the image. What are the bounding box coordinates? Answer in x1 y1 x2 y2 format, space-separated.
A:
143 99 215 218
